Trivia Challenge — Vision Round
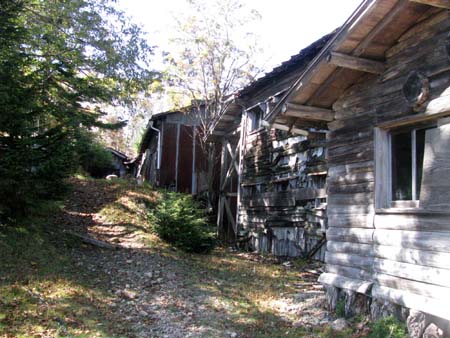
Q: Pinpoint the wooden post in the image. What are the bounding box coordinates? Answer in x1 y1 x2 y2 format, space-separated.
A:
235 110 247 236
175 123 180 191
216 140 227 235
191 126 197 195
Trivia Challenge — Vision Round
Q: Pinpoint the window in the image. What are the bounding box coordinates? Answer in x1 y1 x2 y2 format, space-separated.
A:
375 122 437 209
247 109 262 132
247 104 266 133
391 126 434 202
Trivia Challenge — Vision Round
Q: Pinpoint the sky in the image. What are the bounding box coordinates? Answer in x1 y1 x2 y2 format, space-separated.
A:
117 0 362 73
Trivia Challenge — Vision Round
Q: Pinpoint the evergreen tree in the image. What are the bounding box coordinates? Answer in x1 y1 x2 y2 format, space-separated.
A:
0 0 157 219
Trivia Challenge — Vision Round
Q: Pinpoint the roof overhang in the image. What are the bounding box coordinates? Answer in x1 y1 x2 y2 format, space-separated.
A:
205 98 244 142
266 0 436 129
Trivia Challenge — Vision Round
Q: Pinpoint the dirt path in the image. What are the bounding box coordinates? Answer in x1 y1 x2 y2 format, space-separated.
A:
60 179 336 337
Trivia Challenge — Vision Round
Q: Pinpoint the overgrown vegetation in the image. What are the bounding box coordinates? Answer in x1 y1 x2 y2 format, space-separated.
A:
0 202 117 337
149 191 217 253
368 316 408 338
77 131 115 178
335 299 346 317
2 177 399 337
0 0 156 220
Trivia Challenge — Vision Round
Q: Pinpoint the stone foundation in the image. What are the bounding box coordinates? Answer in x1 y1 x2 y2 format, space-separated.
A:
323 284 450 338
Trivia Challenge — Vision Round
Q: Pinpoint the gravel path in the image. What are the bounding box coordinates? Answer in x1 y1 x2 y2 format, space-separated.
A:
62 180 335 337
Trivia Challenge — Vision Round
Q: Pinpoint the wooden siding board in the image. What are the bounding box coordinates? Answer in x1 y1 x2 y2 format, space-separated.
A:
177 125 193 193
240 127 328 258
160 122 177 188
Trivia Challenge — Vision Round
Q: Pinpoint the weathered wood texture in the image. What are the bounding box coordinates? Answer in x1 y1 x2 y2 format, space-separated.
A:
324 8 450 320
240 127 327 260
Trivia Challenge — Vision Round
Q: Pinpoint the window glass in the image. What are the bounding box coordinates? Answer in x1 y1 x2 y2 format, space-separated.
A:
415 128 426 199
248 110 262 132
392 131 412 200
390 126 435 203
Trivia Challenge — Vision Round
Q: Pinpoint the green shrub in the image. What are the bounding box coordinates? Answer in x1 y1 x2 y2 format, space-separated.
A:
149 191 216 253
75 131 115 178
335 299 346 317
369 316 407 338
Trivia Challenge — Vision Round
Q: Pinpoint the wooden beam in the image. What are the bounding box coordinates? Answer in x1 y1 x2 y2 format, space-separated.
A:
226 141 239 173
327 51 386 74
290 127 309 136
224 198 236 234
372 285 450 321
271 123 290 132
221 142 239 191
354 0 408 55
212 130 226 136
319 273 373 294
282 103 335 121
220 114 236 122
225 126 242 138
305 0 406 107
409 0 450 9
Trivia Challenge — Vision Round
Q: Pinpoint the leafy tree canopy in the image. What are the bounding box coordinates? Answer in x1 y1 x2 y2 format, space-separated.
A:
0 0 158 218
164 0 264 124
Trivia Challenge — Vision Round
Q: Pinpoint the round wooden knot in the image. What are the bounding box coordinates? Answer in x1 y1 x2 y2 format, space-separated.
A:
402 71 429 107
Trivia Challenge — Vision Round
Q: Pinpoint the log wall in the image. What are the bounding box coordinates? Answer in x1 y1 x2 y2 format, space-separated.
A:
323 9 450 320
239 127 327 260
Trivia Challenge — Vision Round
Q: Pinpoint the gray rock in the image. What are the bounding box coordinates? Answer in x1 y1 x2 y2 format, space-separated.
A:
342 289 370 317
139 310 148 317
293 321 303 328
331 318 349 331
407 310 429 338
324 285 340 312
371 299 402 321
400 306 410 321
121 289 138 300
423 323 445 338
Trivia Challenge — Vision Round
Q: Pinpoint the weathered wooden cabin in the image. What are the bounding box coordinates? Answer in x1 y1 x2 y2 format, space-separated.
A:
137 107 208 194
207 35 334 259
209 0 450 331
257 0 450 332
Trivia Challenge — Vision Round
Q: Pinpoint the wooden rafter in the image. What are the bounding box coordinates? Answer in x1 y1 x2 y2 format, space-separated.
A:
271 123 290 132
282 103 335 122
220 115 237 121
354 0 408 55
327 51 386 74
291 127 309 136
267 121 310 136
307 0 407 105
409 0 450 9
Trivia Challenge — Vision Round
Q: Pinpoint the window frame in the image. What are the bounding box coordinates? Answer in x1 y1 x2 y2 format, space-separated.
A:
375 118 439 210
246 103 268 135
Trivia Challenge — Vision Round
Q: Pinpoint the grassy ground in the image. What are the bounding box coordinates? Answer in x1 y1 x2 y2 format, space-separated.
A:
0 202 119 337
0 178 407 337
0 178 156 337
